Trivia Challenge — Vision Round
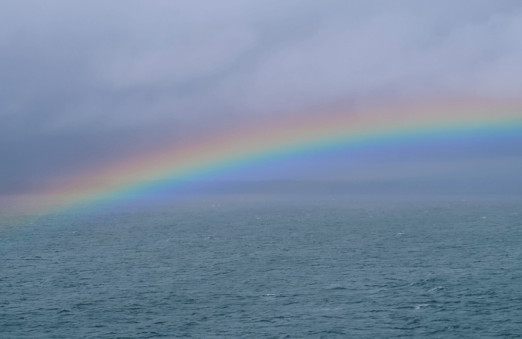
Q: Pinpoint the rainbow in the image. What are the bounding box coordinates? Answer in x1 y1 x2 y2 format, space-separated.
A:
21 100 522 214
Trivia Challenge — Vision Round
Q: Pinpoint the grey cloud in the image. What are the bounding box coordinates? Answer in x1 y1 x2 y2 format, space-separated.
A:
3 1 521 128
244 1 522 112
1 0 521 193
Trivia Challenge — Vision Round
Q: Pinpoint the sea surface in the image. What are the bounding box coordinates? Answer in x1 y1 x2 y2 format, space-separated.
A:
1 196 522 338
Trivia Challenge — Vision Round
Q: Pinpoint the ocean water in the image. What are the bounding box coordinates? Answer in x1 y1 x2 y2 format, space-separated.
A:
1 196 522 338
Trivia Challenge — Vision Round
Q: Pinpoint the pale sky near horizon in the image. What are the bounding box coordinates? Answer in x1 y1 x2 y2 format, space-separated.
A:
1 0 522 195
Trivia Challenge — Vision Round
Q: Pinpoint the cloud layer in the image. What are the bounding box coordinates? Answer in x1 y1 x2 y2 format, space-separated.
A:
1 0 521 193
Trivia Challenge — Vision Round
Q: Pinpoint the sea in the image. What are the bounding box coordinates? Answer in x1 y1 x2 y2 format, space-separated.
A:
1 195 522 338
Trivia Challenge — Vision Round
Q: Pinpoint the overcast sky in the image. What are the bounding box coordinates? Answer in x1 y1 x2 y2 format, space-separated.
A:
1 0 522 195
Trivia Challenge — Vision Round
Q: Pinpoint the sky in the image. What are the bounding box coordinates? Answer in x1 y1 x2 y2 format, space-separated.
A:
1 0 522 197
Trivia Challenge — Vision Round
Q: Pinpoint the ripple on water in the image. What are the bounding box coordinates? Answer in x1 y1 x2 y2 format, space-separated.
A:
1 199 522 337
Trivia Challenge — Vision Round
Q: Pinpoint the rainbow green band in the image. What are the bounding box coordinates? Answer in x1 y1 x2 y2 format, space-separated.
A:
25 102 522 214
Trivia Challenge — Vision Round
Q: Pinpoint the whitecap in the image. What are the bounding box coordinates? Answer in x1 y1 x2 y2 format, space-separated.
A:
428 286 444 292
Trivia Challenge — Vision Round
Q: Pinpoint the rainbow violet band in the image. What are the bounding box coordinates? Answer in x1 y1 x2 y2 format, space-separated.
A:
27 101 522 214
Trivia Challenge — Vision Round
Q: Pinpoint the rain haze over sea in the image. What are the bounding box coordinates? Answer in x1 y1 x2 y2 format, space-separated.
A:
1 1 522 337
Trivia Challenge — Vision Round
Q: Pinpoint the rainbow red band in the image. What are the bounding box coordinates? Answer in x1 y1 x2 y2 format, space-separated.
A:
21 101 522 214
